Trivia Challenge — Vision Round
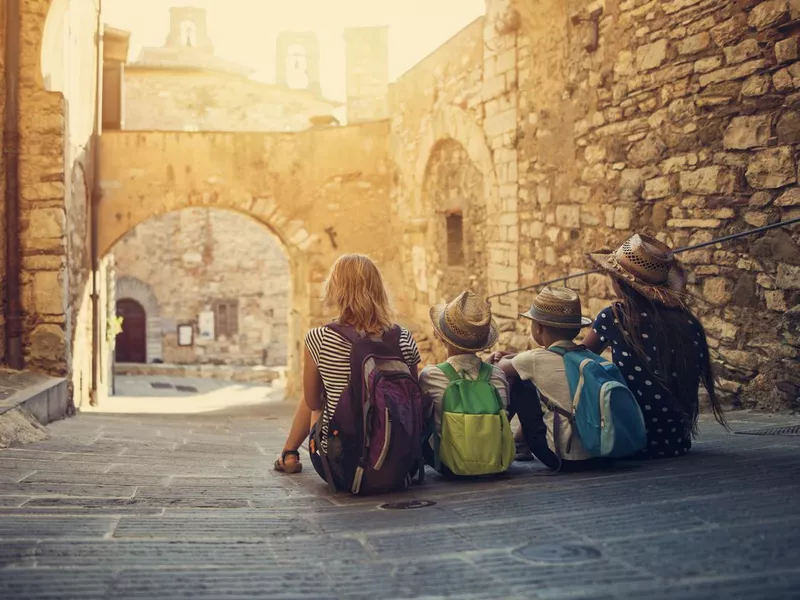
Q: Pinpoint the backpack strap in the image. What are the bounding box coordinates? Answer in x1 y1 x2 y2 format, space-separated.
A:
477 362 494 382
325 322 361 344
547 342 585 357
436 362 461 382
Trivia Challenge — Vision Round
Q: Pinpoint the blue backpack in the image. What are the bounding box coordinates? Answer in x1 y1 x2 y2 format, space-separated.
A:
549 345 647 458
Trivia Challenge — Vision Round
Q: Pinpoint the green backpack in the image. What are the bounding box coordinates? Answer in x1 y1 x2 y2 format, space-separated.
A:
434 362 516 476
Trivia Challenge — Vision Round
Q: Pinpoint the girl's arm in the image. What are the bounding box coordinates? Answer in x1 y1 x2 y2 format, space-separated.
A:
303 347 324 411
581 328 608 354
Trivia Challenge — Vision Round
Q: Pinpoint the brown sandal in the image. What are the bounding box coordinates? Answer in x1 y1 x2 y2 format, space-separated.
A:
274 450 303 474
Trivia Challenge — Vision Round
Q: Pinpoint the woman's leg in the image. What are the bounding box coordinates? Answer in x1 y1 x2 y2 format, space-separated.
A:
278 399 319 469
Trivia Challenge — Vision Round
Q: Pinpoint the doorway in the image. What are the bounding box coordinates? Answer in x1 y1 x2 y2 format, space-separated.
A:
115 299 147 363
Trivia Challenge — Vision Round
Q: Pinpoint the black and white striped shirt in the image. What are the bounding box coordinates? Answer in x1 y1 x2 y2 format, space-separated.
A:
306 325 421 449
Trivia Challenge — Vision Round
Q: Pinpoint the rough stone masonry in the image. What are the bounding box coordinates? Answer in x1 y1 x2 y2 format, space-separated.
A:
2 0 800 409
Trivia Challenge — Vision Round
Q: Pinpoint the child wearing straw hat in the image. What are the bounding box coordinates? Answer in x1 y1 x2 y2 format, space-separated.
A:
420 291 514 476
581 234 728 458
492 286 601 471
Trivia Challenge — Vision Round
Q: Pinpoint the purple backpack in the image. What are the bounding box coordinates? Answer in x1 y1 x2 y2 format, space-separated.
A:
314 323 427 495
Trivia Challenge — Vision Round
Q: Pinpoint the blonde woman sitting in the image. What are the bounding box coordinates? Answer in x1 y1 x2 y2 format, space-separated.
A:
274 254 422 477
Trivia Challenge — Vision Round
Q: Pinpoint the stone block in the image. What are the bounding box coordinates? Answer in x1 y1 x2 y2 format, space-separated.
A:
610 206 630 230
643 176 673 199
711 14 748 47
29 324 66 363
694 56 724 74
33 271 65 315
628 133 666 166
773 68 795 92
619 169 644 200
666 218 721 228
704 316 738 340
679 166 736 195
484 108 517 138
750 191 774 207
776 187 800 205
776 111 800 144
775 37 799 63
766 289 789 311
698 59 766 87
723 115 772 149
555 205 580 228
742 74 771 96
748 0 789 31
636 39 669 71
744 211 776 227
28 208 65 240
745 147 797 189
777 263 800 289
723 39 762 65
678 32 711 55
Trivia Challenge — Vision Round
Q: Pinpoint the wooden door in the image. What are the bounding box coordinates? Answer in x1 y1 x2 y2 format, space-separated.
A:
115 299 147 363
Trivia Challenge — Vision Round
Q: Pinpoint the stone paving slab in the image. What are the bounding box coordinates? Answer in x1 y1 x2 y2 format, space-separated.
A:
0 408 798 598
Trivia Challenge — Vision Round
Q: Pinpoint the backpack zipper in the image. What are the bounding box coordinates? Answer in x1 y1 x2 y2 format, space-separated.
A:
373 407 392 470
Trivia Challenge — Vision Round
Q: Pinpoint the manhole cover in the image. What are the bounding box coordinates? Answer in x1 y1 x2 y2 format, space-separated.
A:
175 385 198 393
514 542 601 565
150 382 173 390
735 424 800 436
379 500 437 510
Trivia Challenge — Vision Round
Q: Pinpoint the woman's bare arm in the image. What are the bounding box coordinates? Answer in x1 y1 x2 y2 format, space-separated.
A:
303 347 324 411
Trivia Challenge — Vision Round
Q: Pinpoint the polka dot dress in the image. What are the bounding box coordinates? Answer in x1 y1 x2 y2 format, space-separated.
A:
592 305 707 459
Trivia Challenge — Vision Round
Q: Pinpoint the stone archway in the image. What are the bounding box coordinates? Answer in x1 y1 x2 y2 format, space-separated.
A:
408 104 516 305
116 276 163 364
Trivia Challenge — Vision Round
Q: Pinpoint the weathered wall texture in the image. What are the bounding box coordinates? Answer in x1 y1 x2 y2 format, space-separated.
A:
124 69 338 133
386 0 799 408
112 208 290 366
98 122 399 392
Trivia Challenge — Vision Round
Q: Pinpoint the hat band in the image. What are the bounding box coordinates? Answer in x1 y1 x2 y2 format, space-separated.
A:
527 306 585 327
438 310 489 349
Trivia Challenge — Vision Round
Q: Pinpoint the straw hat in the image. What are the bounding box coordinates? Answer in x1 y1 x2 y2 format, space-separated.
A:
430 291 499 352
519 286 592 329
588 233 688 308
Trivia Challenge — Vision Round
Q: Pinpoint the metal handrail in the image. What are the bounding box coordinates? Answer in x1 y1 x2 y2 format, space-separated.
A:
486 216 800 303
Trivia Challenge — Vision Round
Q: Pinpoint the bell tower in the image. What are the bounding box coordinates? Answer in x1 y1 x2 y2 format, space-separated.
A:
164 7 214 54
276 32 322 96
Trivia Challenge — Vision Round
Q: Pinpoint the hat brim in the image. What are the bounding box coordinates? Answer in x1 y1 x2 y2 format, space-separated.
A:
429 304 500 352
518 311 593 329
588 251 688 308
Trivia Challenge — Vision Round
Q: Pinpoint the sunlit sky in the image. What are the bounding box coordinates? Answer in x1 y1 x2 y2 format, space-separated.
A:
104 0 486 101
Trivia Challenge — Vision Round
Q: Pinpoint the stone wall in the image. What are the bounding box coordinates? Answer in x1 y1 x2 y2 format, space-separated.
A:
124 68 338 132
97 122 398 394
385 0 799 408
111 208 290 367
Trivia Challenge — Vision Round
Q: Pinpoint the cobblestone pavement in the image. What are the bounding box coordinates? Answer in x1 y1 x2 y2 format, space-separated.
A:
0 401 799 599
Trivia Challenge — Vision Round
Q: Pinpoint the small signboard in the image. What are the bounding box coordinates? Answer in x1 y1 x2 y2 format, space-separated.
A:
198 311 215 341
177 324 194 347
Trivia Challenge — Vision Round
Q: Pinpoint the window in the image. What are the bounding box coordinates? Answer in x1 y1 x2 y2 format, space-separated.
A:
446 213 465 267
213 300 239 339
180 21 197 47
286 44 309 89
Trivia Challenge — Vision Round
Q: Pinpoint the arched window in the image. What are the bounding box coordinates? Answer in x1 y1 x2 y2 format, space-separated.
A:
180 21 197 47
286 44 309 89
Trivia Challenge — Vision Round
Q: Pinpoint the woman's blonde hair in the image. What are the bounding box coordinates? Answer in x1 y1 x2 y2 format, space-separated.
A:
322 254 394 334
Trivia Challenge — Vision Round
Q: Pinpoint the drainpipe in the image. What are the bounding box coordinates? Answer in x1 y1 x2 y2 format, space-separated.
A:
4 0 23 370
89 0 103 405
